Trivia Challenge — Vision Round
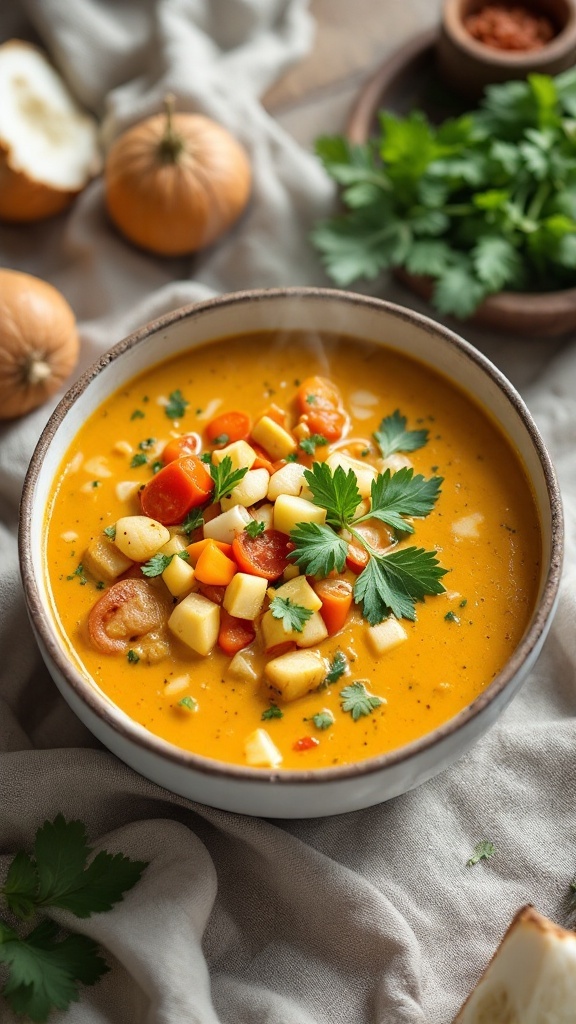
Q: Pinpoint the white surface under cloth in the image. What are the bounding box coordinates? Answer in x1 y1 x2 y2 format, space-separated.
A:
1 1 576 1022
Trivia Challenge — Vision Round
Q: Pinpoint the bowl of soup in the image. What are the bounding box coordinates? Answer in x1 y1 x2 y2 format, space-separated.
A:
19 287 563 817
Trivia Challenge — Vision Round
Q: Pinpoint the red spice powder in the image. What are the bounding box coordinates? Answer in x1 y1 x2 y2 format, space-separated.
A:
464 4 556 51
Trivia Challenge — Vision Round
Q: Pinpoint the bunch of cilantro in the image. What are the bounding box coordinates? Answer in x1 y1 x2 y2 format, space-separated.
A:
311 69 576 319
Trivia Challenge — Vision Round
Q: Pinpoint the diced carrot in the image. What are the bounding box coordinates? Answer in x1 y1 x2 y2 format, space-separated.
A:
206 410 251 446
162 432 202 464
186 537 234 565
194 539 238 586
218 609 255 656
140 456 213 525
261 403 287 427
251 444 277 474
314 578 353 634
296 376 347 442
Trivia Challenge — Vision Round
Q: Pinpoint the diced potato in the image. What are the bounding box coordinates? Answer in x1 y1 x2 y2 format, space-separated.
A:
203 505 252 544
251 415 297 460
212 439 257 472
220 468 270 511
326 452 377 498
269 575 322 611
265 649 326 701
293 421 310 442
114 515 170 561
83 536 133 581
282 564 300 581
367 617 408 656
295 610 328 647
223 573 268 620
164 674 190 696
267 462 307 500
160 534 188 556
229 647 259 682
244 728 283 768
250 502 274 531
162 554 196 598
260 607 327 650
168 592 220 656
273 494 326 535
452 512 484 539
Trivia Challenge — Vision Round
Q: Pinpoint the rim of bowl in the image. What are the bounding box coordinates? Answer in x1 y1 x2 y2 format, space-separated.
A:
442 0 576 67
19 287 564 788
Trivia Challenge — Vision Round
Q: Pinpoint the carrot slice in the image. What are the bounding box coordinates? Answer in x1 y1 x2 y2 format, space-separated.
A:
194 539 238 586
186 537 234 565
296 376 347 442
345 520 395 575
206 410 251 446
232 529 291 581
140 456 213 525
162 432 202 464
218 609 256 655
314 578 353 634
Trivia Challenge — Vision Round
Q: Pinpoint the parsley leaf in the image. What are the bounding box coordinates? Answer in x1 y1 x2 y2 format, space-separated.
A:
311 709 335 730
467 840 496 866
324 650 348 685
373 410 429 458
299 434 328 456
130 452 147 468
178 696 198 712
210 455 248 503
354 547 448 624
340 681 383 720
303 462 361 528
103 525 116 540
269 597 314 633
181 508 205 534
262 704 283 720
245 519 266 538
356 467 442 534
140 553 173 577
288 522 348 577
165 390 189 420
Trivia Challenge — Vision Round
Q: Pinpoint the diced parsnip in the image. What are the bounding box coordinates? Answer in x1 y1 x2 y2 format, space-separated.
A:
250 502 274 531
212 439 257 472
251 415 297 460
83 455 112 478
83 536 133 581
244 728 283 768
115 480 142 503
367 617 408 656
159 534 188 556
229 647 259 682
168 592 220 655
260 608 327 650
267 462 307 500
293 420 310 442
326 452 377 498
273 494 326 535
220 468 270 511
203 505 252 544
114 515 171 561
163 674 190 696
162 554 196 598
223 573 268 620
265 649 326 701
268 575 322 611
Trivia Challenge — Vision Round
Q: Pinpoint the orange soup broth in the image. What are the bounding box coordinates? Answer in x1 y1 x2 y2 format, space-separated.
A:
45 331 541 770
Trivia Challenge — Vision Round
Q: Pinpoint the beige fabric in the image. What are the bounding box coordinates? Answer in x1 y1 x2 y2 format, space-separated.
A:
1 1 576 1022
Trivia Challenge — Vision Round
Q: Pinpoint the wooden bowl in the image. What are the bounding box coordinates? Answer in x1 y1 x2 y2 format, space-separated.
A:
346 28 576 338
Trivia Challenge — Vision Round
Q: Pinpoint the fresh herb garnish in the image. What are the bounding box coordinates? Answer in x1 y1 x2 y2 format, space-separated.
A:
445 610 460 623
103 525 116 540
127 650 140 664
340 681 383 720
66 564 88 586
269 597 313 633
138 438 156 451
130 409 145 421
165 389 189 420
151 460 163 474
373 410 429 458
467 840 496 867
324 651 348 685
141 553 173 577
262 704 283 720
288 522 348 577
211 433 229 446
245 519 266 538
130 453 148 469
178 696 198 712
311 709 335 730
210 455 248 503
312 71 576 318
181 508 205 534
299 433 328 455
354 547 447 624
0 815 146 1022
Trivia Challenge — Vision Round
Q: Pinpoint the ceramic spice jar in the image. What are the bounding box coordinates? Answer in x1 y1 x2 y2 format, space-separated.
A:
437 0 576 99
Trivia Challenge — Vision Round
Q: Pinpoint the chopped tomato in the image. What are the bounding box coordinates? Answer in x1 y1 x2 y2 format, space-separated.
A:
161 432 202 464
314 578 353 634
218 610 256 656
232 529 291 581
296 375 347 442
206 410 251 446
87 579 170 655
140 455 213 525
293 736 320 752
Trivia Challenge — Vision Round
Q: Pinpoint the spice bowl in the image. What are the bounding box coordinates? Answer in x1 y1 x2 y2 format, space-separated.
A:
437 0 576 99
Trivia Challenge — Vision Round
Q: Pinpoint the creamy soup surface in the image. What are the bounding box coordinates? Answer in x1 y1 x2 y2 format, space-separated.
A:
45 331 541 771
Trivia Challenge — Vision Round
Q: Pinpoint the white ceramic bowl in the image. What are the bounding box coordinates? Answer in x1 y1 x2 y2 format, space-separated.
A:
19 288 563 818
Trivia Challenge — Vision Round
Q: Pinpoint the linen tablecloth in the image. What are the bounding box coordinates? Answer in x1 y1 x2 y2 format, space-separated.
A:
1 2 575 1021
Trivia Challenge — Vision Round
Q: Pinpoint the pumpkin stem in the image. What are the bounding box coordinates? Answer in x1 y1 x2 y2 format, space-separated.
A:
158 93 184 163
25 358 52 386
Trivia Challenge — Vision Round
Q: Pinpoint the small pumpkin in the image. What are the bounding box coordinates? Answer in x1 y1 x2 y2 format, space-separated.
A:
0 40 101 223
104 95 252 256
0 269 79 419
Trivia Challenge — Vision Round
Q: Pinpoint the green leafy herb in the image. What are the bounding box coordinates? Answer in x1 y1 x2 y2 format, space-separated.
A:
127 650 140 664
130 409 145 421
269 597 313 633
285 452 299 463
210 455 248 503
140 553 173 577
357 467 443 534
373 410 429 458
103 525 116 540
0 815 147 1022
312 71 576 318
130 453 147 469
138 438 156 451
299 433 328 456
340 681 383 720
66 564 87 586
354 547 447 624
311 709 335 730
324 651 348 686
302 462 361 528
165 389 189 420
467 840 496 867
288 521 348 577
178 696 198 712
445 610 460 623
245 519 266 538
211 433 229 446
200 452 212 464
262 704 283 720
151 460 163 475
181 508 205 534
